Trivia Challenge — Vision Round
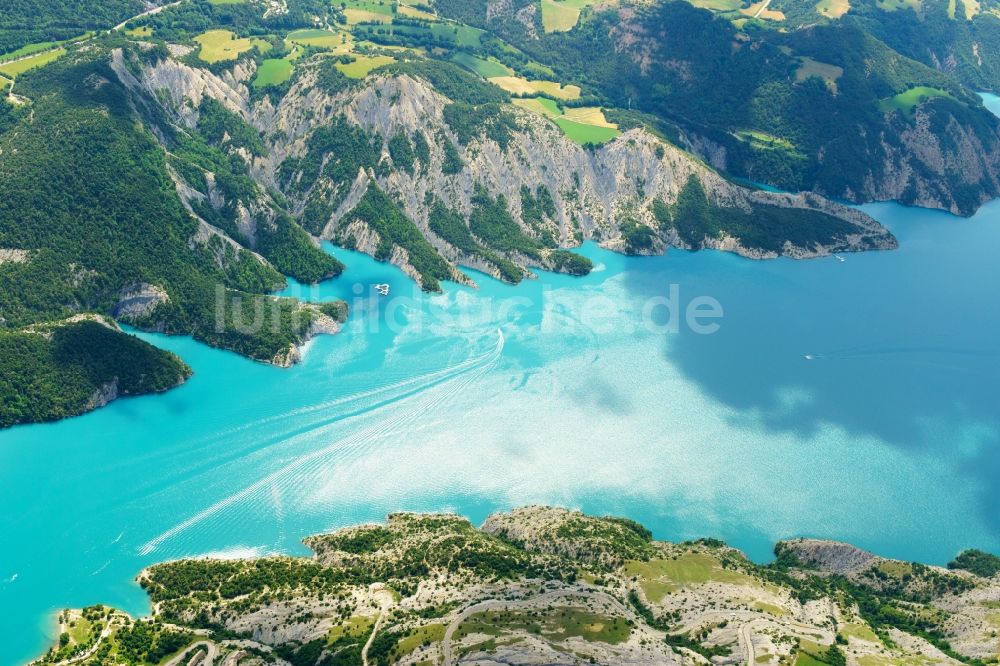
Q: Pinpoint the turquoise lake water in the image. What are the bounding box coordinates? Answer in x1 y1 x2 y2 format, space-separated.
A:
2 105 1000 665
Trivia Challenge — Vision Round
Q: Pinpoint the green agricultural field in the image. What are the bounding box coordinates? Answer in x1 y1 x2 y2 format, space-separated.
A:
126 25 153 37
540 0 607 32
336 54 395 78
878 86 953 116
287 29 351 52
194 30 257 63
376 22 484 47
0 33 90 63
0 47 66 77
487 76 580 99
397 3 436 19
253 58 293 87
555 117 620 144
342 0 395 24
451 52 512 78
0 41 58 63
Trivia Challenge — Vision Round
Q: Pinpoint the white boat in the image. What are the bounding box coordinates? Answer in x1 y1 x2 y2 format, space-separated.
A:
374 283 390 296
834 254 846 262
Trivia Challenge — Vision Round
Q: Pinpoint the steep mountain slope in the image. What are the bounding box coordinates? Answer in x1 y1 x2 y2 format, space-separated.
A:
32 506 1000 666
0 48 347 425
10 0 1000 427
127 48 892 290
438 0 1000 214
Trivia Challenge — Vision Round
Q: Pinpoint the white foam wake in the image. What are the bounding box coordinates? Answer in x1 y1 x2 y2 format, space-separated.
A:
138 330 504 556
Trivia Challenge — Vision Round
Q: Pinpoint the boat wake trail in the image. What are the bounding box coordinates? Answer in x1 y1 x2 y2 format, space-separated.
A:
138 330 504 556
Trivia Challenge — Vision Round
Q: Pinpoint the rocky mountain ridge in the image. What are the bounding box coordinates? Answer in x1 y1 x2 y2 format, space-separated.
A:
124 49 896 290
32 506 1000 666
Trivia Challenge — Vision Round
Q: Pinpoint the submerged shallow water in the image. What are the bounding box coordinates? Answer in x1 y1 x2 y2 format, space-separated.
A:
3 119 1000 664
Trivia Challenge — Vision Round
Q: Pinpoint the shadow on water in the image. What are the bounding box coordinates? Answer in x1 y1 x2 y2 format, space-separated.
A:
622 199 1000 541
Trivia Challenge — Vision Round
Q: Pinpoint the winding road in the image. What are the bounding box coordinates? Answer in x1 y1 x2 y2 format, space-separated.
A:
361 584 396 666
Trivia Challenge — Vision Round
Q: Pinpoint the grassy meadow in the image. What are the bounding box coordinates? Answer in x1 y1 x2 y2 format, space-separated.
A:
554 116 621 144
451 52 512 78
336 54 395 78
878 86 953 116
540 0 607 32
253 58 294 87
194 30 260 63
0 47 66 77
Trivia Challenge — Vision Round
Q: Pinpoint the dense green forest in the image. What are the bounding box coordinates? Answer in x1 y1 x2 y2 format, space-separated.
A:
0 320 190 428
0 0 143 55
0 48 342 426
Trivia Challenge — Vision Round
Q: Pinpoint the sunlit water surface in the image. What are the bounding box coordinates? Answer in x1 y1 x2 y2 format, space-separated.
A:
3 100 1000 665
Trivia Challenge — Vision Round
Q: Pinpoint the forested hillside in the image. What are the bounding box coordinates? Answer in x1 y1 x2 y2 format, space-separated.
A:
0 0 147 55
436 0 1000 214
2 0 998 426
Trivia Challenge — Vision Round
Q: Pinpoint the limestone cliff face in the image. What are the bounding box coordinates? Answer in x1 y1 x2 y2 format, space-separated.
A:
127 54 895 288
268 71 892 283
865 108 1000 216
777 538 878 576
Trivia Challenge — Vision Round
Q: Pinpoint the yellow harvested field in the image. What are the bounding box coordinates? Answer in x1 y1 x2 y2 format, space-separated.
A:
397 4 436 19
488 76 581 100
343 8 392 24
336 54 395 78
532 80 581 99
540 0 609 32
194 30 256 63
513 98 562 118
541 0 581 31
815 0 850 18
488 76 536 95
287 29 353 54
561 106 616 128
